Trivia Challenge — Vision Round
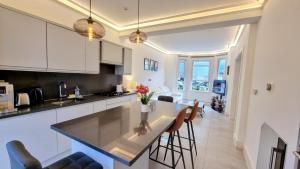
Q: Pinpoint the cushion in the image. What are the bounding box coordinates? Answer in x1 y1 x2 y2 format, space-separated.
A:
44 152 103 169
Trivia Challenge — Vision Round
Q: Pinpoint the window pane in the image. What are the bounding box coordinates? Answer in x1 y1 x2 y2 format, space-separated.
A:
217 59 226 80
177 60 185 91
192 60 210 92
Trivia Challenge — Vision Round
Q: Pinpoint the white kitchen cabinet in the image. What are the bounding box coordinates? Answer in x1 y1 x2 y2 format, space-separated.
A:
47 23 85 73
0 110 57 169
106 95 135 109
0 7 47 71
115 48 132 75
93 100 106 112
130 94 137 102
100 41 123 65
85 40 100 74
56 103 94 154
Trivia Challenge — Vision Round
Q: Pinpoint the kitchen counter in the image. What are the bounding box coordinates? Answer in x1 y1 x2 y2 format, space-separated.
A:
51 101 187 168
0 93 136 119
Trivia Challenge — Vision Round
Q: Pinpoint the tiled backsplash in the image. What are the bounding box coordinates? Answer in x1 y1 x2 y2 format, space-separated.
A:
0 64 122 100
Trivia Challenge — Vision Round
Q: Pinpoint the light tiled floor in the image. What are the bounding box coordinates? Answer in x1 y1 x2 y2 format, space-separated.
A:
149 107 248 169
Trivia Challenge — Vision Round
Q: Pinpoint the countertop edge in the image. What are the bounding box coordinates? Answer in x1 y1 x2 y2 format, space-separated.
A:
50 107 175 166
0 93 137 120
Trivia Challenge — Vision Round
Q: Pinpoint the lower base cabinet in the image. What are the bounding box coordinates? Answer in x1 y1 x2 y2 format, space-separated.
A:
0 95 137 169
0 110 57 169
106 95 136 109
56 103 94 154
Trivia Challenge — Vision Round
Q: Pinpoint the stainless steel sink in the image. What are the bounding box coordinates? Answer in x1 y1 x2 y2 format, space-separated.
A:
51 99 73 106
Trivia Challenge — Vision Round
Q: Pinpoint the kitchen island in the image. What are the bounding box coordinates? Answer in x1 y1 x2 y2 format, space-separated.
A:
51 101 186 169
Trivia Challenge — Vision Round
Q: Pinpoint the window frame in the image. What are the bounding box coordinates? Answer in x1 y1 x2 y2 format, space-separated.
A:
176 59 186 92
217 57 227 80
190 58 212 92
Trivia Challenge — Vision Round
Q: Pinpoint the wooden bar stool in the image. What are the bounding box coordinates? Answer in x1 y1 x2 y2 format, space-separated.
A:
184 100 199 169
168 100 199 169
149 107 188 169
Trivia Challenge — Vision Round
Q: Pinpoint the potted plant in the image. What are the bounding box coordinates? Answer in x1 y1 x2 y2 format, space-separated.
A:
136 84 154 113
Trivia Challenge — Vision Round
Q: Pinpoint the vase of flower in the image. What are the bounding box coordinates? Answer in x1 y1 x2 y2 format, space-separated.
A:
136 84 154 113
141 104 150 113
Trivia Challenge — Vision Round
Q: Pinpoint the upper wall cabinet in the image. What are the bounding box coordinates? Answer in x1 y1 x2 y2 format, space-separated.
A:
100 41 123 65
85 40 100 74
47 23 85 73
0 7 47 71
116 48 132 75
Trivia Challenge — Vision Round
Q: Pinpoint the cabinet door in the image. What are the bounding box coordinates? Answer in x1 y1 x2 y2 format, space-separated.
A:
56 103 93 154
100 41 123 65
47 23 85 73
85 40 100 74
106 96 132 109
0 7 47 71
116 48 132 75
130 94 137 102
123 48 132 74
0 110 57 169
93 100 106 113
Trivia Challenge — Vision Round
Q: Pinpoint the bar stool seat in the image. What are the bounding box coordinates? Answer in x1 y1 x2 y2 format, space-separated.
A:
6 140 103 169
45 152 101 169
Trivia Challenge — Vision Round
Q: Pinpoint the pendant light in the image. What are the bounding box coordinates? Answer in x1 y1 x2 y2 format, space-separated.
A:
73 0 105 40
129 0 147 43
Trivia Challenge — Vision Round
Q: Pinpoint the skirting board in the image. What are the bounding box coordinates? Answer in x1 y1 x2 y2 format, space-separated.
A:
233 135 244 149
233 136 254 169
243 146 254 169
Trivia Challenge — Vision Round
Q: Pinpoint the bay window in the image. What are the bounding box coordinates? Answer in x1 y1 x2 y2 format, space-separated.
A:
191 60 211 92
217 58 226 80
177 59 186 91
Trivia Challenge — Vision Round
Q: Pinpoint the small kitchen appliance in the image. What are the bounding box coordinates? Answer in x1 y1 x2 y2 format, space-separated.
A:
116 84 123 93
16 93 30 107
16 87 45 106
0 81 16 113
28 87 44 105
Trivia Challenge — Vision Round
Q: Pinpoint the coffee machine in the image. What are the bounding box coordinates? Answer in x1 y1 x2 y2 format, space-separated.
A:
0 81 15 113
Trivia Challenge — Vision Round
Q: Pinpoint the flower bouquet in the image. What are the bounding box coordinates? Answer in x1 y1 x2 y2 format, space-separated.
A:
136 84 154 113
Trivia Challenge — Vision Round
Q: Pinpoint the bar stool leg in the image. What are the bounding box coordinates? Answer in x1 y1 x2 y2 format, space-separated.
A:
170 132 175 169
190 121 198 155
177 130 186 169
156 136 161 160
163 133 171 161
187 122 194 169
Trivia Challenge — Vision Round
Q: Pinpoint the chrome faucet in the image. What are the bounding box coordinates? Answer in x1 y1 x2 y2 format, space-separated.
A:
58 81 67 99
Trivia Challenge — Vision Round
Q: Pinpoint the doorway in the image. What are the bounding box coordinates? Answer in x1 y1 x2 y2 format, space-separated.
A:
230 52 243 120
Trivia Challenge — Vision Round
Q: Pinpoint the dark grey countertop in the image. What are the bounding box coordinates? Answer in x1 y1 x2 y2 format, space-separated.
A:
0 93 136 120
51 101 187 166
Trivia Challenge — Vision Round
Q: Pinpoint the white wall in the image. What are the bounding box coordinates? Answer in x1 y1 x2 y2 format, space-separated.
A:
244 0 300 169
225 24 257 149
164 54 179 92
122 40 168 88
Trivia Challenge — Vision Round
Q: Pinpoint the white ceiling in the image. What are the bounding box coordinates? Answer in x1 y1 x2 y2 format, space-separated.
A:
71 0 255 26
148 26 239 54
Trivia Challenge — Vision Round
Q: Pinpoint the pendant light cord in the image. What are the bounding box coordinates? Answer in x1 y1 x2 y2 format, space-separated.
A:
89 0 92 17
137 0 140 30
